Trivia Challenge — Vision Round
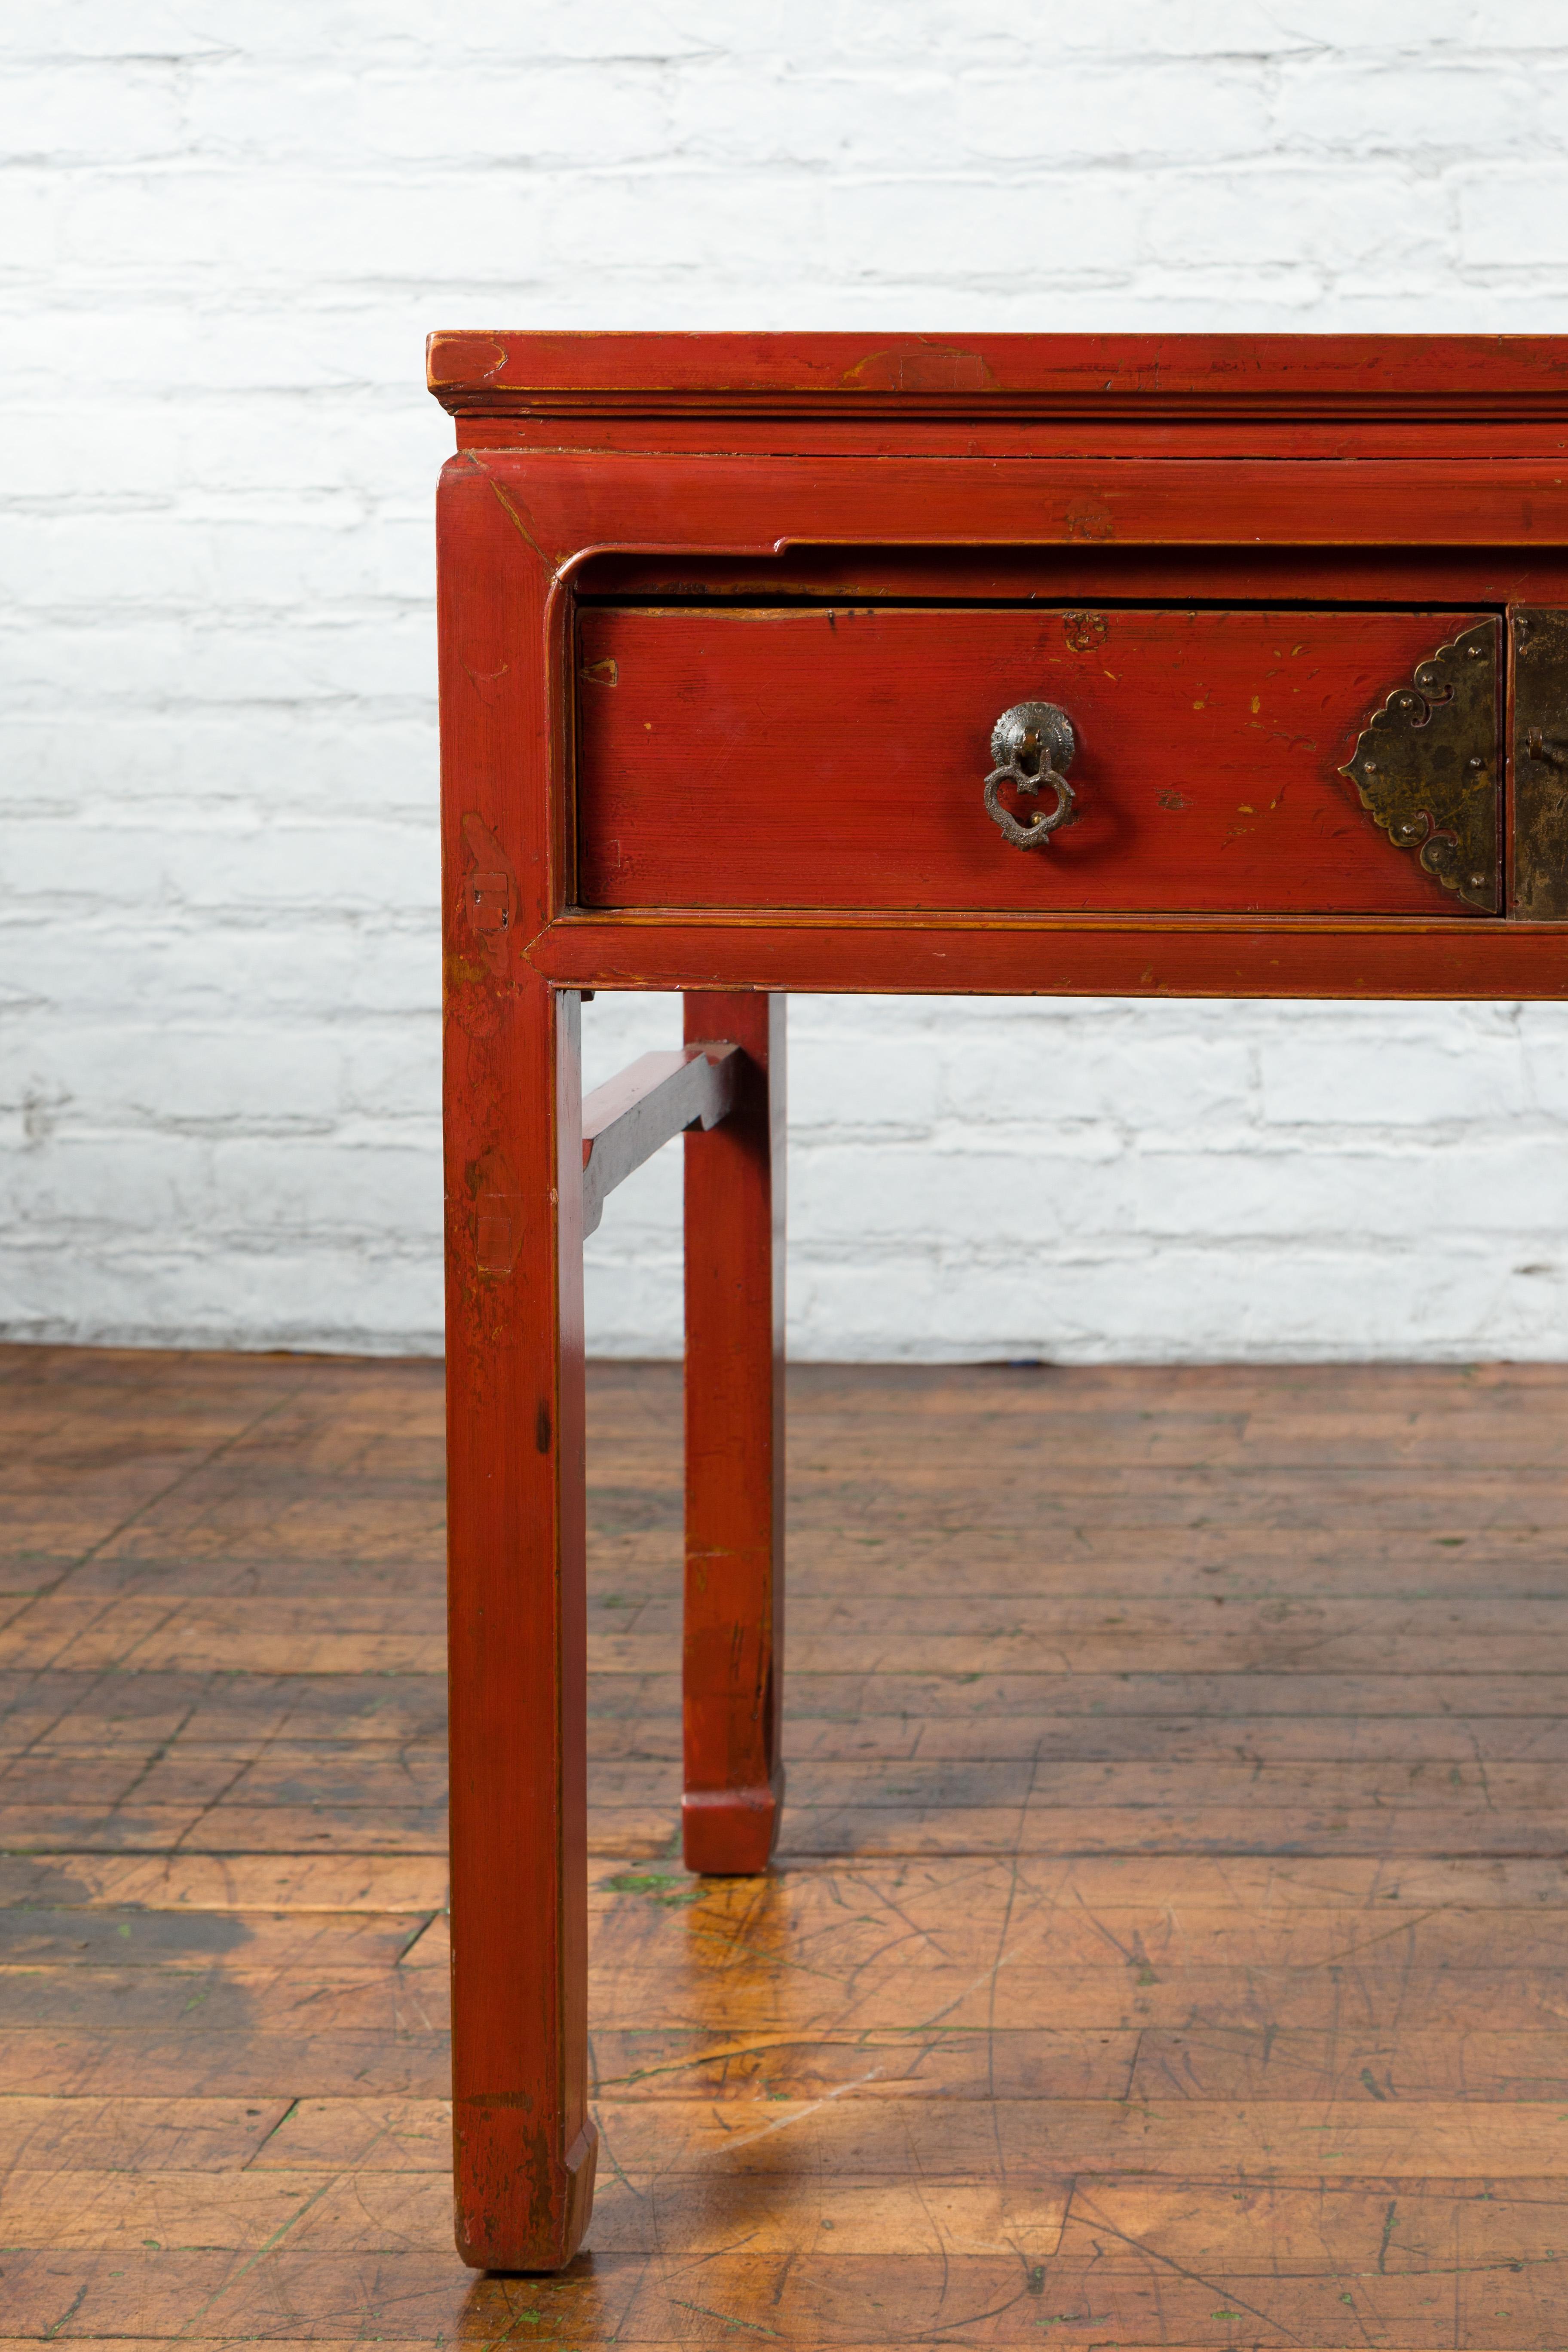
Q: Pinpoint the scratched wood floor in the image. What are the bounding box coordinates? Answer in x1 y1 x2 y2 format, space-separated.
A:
3 1349 1568 2347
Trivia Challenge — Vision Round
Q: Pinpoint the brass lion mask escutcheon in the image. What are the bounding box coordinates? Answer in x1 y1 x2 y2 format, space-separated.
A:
1339 619 1500 912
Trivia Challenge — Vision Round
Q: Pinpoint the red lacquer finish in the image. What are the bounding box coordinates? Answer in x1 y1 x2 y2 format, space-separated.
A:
438 462 594 2271
461 447 1568 559
577 605 1492 917
682 992 786 1874
427 330 1568 417
431 333 1568 2272
530 913 1568 1000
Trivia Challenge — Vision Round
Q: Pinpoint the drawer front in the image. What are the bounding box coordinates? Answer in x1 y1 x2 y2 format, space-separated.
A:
576 605 1500 917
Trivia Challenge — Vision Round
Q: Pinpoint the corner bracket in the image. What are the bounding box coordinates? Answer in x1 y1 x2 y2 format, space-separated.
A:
1339 619 1500 913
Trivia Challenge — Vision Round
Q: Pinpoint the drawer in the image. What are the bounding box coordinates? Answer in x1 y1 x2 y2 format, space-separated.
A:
575 605 1501 917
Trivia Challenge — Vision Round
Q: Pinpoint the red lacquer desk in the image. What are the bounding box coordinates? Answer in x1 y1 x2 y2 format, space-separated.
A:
428 331 1568 2269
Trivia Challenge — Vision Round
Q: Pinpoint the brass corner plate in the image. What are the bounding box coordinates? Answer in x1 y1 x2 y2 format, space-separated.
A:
1339 619 1501 913
1512 608 1568 922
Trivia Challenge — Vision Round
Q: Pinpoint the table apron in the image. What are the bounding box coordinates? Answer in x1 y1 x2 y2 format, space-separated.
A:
530 916 1568 998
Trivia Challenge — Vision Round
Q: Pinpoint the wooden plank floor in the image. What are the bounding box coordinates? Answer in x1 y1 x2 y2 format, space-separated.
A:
2 1349 1568 2347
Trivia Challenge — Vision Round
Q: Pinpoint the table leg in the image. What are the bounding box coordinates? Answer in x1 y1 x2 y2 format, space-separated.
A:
445 977 595 2269
681 992 786 1874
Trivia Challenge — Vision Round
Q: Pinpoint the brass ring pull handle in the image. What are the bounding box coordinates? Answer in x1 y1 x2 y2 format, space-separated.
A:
983 701 1078 848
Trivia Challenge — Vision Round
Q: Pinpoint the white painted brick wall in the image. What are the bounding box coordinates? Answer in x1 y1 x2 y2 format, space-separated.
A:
8 4 1568 1363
